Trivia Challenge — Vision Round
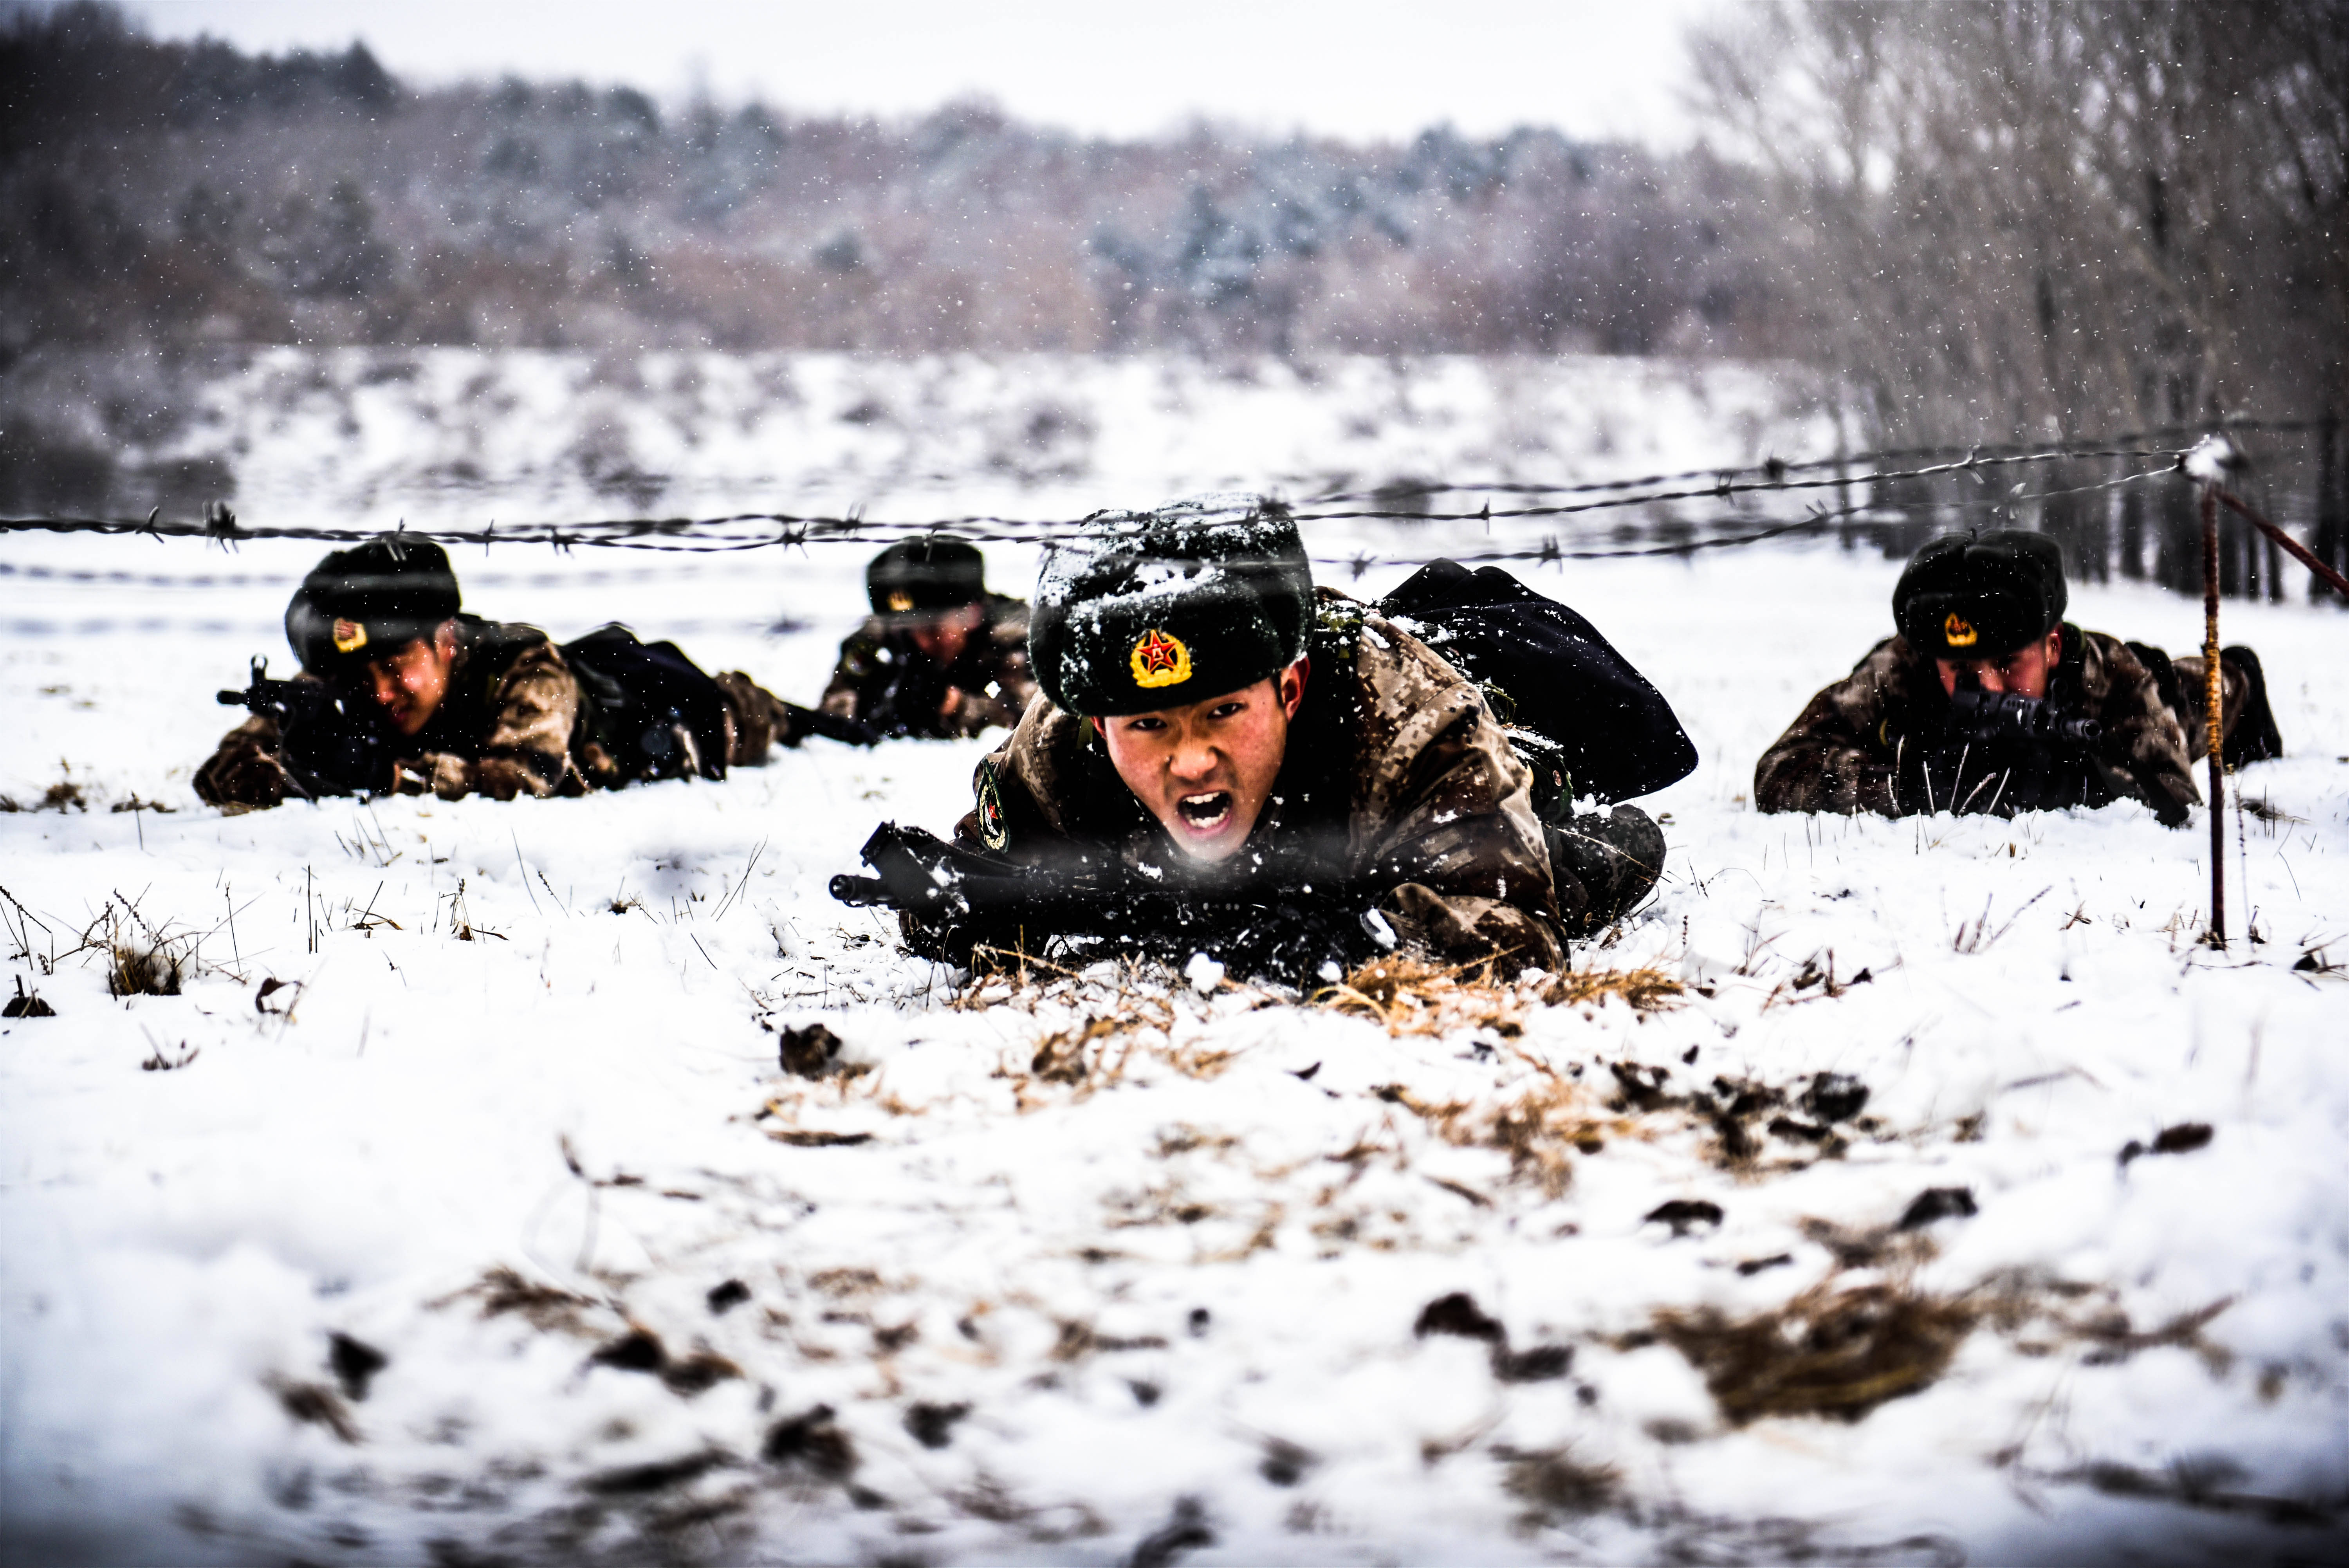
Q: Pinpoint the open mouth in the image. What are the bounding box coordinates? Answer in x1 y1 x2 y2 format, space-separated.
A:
1176 791 1234 832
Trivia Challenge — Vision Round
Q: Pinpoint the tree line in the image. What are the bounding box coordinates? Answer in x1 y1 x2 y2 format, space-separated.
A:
0 3 1768 365
1694 0 2345 596
3 0 2342 593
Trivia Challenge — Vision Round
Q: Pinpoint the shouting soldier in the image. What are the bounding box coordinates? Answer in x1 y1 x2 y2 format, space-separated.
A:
833 499 1693 982
1755 529 2281 824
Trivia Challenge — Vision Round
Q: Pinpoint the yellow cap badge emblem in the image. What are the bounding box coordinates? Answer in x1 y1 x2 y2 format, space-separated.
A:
1942 612 1977 648
1130 628 1191 690
886 590 915 614
332 618 369 654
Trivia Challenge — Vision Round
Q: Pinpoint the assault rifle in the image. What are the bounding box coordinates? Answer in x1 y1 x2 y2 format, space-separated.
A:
782 700 884 749
216 657 390 796
1903 674 2176 822
1944 682 2102 749
830 821 1391 984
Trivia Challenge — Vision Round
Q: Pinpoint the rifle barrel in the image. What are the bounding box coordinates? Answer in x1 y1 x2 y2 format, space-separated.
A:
830 873 891 905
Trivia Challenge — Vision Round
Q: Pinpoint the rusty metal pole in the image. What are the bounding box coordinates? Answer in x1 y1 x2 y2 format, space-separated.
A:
2199 483 2226 948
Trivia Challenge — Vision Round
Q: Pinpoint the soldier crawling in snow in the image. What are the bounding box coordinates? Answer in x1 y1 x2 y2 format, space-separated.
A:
1755 529 2281 825
196 536 833 810
818 538 1037 739
832 499 1697 982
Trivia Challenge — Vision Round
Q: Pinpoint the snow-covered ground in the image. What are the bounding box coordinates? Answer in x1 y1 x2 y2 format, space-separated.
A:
4 355 2347 1567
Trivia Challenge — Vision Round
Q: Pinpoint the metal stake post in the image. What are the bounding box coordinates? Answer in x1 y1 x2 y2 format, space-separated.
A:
2198 483 2226 948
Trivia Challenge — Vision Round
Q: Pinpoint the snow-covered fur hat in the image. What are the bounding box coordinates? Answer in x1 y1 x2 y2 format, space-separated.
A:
287 535 462 671
1894 529 2067 660
1030 495 1314 716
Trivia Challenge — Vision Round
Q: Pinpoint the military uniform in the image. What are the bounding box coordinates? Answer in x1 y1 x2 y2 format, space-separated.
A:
197 539 805 810
1755 529 2278 823
955 590 1569 970
199 615 578 807
818 594 1037 739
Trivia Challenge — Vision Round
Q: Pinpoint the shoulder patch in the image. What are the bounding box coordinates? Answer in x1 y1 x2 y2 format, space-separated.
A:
976 757 1008 850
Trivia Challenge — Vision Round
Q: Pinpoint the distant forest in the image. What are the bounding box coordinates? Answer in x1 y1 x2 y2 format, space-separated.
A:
1 0 2343 463
0 3 1768 368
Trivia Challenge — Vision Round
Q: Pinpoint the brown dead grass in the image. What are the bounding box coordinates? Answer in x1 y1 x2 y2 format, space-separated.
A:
1356 1062 1623 1200
1651 1281 1977 1425
1499 1445 1622 1520
435 1266 604 1334
1317 954 1683 1038
1316 955 1519 1037
1540 965 1686 1012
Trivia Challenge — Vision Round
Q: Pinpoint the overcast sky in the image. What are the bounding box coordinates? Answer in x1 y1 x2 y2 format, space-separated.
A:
117 0 1717 145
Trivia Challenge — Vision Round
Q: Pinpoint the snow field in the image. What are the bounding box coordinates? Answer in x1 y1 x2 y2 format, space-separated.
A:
4 355 2348 1566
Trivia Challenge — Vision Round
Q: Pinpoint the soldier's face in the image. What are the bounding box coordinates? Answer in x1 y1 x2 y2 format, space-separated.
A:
364 622 459 736
909 603 985 664
1101 660 1310 863
1936 628 2060 701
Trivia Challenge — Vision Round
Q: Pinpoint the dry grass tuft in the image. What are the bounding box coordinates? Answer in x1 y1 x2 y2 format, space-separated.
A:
1029 1014 1130 1085
1480 1077 1624 1197
1499 1445 1621 1519
1539 965 1686 1012
108 942 185 998
438 1266 603 1333
1651 1281 1977 1425
1319 955 1683 1038
965 958 1183 1106
1316 954 1520 1037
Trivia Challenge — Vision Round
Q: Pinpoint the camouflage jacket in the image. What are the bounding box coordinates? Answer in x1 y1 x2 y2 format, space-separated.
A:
819 595 1036 739
196 617 581 808
1754 624 2198 822
953 592 1568 970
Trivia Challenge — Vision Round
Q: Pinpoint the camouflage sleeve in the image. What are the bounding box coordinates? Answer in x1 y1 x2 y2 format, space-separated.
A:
194 714 294 810
712 670 787 765
2164 651 2248 766
410 642 581 802
2080 633 2198 821
819 623 887 720
1754 640 1907 816
1349 618 1568 972
951 701 1086 853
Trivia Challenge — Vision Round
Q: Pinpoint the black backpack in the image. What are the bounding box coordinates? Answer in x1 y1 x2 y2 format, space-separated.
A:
560 624 734 783
1378 559 1696 810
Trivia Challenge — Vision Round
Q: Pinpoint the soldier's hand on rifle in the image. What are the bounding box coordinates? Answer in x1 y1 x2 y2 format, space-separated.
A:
195 742 295 809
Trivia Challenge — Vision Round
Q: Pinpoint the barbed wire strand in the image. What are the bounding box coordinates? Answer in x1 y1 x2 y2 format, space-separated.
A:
1311 462 2181 574
3 464 2187 595
0 432 2233 558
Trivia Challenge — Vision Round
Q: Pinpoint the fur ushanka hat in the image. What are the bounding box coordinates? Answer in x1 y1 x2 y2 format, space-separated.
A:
1894 529 2068 659
286 536 463 671
1029 496 1315 716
